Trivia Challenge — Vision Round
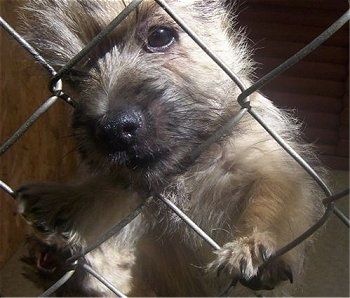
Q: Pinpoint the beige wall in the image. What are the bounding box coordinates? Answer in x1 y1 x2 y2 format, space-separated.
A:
0 0 77 266
299 170 349 296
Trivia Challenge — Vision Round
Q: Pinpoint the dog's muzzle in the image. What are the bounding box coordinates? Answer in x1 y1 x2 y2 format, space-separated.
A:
95 107 145 153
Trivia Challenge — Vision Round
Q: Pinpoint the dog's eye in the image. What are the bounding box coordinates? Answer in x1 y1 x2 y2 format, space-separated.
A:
66 68 88 82
147 26 177 51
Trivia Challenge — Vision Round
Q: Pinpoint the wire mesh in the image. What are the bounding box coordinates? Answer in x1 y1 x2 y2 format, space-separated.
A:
1 1 349 297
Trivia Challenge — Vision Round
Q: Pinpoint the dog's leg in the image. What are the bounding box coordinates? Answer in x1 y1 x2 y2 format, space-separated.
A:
208 173 316 291
16 175 142 246
16 175 147 295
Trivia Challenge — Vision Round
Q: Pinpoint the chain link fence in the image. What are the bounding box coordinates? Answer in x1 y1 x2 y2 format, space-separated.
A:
1 0 349 296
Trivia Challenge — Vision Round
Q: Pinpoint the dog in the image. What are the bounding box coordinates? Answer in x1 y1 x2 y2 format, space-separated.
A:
16 0 325 296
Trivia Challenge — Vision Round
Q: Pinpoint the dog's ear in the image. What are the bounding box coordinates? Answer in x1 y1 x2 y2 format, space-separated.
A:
191 0 235 13
19 0 85 67
186 0 237 28
19 0 124 68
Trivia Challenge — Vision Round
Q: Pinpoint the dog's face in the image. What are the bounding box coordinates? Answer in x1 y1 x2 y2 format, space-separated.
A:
23 0 252 187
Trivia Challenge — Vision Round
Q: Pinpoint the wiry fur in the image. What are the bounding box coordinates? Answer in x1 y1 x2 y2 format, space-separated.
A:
17 0 325 296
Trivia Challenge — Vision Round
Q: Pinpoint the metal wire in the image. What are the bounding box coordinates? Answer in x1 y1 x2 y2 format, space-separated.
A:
0 96 59 155
66 197 153 264
154 0 248 95
0 180 15 198
154 0 348 237
51 0 144 84
248 109 349 229
323 189 350 205
81 263 127 298
188 107 249 165
156 194 221 250
264 203 334 266
0 0 349 297
237 9 350 104
0 17 56 76
39 263 77 297
153 0 349 227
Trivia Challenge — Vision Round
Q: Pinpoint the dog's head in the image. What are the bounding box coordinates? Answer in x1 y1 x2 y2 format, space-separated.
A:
21 0 253 187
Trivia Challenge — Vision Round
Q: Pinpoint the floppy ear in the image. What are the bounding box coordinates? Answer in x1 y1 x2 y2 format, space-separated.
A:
184 0 238 32
19 0 122 67
191 0 228 15
19 0 85 67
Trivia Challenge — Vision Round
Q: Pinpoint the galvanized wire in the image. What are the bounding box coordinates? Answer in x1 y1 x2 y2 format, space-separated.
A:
0 17 56 76
51 0 144 84
155 0 350 227
323 189 350 205
237 9 350 103
156 194 221 250
0 95 59 155
81 263 127 297
66 197 153 264
0 180 15 198
38 263 77 297
154 0 248 95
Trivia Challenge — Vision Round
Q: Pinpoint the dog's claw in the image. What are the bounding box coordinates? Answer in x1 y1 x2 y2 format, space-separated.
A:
239 259 247 277
211 234 295 292
35 221 51 233
258 244 268 262
282 265 293 284
217 264 225 277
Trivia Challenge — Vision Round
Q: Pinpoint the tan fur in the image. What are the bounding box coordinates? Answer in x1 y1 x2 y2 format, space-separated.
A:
17 0 325 296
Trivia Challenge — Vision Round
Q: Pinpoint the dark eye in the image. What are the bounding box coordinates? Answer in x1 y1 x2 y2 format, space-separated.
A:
67 68 88 82
147 26 177 51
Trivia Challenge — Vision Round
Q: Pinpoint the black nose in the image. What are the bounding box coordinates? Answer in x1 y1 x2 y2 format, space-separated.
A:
95 107 144 152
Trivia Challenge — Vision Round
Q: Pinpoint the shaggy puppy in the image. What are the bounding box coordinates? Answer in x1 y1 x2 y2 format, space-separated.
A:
16 0 324 296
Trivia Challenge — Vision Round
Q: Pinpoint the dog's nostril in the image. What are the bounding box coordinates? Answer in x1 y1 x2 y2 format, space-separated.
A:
95 108 144 152
120 117 141 136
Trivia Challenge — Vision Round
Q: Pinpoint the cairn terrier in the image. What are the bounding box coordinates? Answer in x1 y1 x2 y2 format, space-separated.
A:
16 0 324 296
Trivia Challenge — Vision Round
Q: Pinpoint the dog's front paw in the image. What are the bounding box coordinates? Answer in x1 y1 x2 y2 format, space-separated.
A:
208 231 293 290
16 183 74 244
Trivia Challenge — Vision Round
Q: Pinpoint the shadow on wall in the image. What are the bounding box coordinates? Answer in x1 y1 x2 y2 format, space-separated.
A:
296 170 349 297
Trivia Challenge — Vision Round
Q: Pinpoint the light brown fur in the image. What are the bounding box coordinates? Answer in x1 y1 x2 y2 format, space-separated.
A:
17 0 324 296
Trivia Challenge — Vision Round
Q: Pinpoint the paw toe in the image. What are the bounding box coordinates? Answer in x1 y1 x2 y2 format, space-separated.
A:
241 258 294 290
210 233 294 291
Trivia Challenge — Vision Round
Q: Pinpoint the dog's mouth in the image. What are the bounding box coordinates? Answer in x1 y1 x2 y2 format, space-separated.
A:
73 106 198 180
74 107 171 170
104 145 167 170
